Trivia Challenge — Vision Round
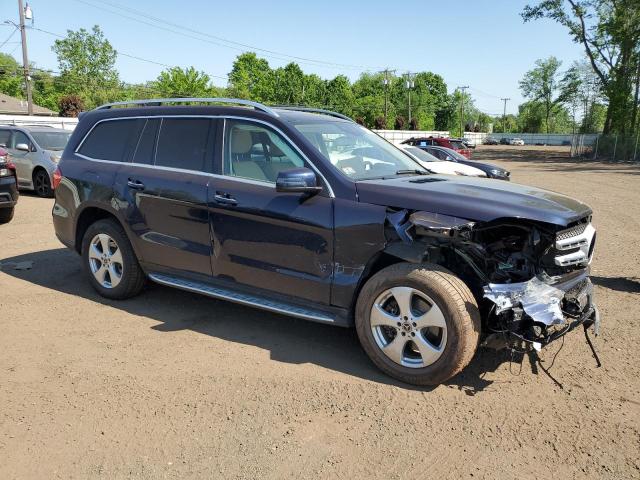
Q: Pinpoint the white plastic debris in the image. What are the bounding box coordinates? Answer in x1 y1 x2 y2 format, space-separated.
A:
483 276 566 326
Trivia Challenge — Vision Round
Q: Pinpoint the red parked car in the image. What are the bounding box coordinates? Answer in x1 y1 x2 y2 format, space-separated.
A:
401 136 472 159
0 146 18 224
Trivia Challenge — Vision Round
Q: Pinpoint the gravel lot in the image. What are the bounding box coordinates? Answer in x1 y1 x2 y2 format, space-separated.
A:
1 146 639 479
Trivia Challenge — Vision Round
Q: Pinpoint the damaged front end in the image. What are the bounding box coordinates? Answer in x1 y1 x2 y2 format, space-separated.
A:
384 209 599 353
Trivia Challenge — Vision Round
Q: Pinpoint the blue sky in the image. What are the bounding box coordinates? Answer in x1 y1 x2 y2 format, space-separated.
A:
0 0 584 115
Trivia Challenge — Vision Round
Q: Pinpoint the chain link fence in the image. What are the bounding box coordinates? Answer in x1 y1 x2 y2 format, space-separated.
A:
572 132 640 162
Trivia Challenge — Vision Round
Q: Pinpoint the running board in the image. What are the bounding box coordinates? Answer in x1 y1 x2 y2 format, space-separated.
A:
148 273 336 324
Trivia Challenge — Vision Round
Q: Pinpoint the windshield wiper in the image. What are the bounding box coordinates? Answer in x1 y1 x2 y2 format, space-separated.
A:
395 169 428 176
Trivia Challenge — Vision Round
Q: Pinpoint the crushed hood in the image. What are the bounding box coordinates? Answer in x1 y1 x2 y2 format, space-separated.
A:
356 175 592 227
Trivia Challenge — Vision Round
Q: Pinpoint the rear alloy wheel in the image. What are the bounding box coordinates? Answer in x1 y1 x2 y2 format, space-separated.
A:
33 169 53 198
88 233 124 289
81 219 146 299
356 262 481 385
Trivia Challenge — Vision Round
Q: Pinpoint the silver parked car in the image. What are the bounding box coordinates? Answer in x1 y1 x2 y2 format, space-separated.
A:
0 126 72 197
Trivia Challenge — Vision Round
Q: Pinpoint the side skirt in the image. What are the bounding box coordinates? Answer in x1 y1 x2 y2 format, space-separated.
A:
148 272 351 326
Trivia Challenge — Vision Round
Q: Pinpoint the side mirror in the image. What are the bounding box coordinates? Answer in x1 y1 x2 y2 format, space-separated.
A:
276 167 322 195
15 143 30 152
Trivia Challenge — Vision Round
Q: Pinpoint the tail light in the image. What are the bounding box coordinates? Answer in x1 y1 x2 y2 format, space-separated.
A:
52 166 63 190
0 160 15 179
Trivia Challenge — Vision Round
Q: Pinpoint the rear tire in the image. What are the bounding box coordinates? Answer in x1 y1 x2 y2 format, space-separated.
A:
0 207 14 224
355 262 481 385
33 169 53 198
81 218 146 299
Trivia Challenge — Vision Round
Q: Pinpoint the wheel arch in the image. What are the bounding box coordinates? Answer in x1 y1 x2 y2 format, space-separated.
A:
31 165 49 184
350 248 420 314
74 205 132 256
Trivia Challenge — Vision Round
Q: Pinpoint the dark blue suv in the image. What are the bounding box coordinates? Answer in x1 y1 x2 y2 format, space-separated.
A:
52 98 599 385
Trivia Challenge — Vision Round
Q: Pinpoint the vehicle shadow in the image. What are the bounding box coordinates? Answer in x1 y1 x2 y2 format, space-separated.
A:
592 275 640 293
2 248 520 394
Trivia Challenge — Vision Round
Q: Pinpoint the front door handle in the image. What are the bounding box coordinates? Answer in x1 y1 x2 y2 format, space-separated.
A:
127 179 145 190
214 193 238 206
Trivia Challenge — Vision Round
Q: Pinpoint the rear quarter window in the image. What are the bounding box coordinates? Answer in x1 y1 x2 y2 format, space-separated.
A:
78 119 146 161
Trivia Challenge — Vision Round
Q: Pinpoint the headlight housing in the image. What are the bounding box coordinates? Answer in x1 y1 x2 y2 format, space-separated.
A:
49 152 61 163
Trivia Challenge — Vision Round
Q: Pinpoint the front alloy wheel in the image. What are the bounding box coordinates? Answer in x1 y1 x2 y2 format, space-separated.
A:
356 263 481 386
371 287 447 368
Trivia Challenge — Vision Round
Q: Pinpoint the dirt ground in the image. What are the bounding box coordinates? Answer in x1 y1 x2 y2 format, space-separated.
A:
1 146 639 479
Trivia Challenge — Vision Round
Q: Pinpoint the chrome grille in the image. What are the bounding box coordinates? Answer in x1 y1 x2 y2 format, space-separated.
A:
556 223 588 241
554 223 596 267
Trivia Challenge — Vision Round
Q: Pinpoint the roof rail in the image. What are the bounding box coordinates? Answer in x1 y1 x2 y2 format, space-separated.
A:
94 97 279 117
272 106 354 122
0 123 54 128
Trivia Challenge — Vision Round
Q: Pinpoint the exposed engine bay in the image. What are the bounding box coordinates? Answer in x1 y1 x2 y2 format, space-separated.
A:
384 209 599 353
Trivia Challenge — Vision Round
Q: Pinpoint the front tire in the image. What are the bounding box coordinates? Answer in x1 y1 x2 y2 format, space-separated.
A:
81 219 146 299
355 262 481 385
0 207 14 224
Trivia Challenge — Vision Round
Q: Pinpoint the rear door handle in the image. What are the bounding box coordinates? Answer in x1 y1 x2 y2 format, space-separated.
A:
214 193 238 206
127 179 145 190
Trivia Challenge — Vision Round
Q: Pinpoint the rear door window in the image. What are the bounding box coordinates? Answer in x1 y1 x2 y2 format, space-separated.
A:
79 119 146 161
155 118 214 172
131 119 160 165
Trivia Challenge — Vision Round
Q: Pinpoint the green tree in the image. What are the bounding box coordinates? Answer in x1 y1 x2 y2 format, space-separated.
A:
325 75 354 116
31 70 59 111
272 63 306 105
227 52 274 102
522 0 640 134
519 57 577 133
353 72 397 128
154 66 214 97
0 53 23 98
52 25 120 108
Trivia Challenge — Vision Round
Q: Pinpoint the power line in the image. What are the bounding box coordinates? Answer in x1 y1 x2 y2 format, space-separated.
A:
69 0 381 71
29 26 228 81
0 27 17 49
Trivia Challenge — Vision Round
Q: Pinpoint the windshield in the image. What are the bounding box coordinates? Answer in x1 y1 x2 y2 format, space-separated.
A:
405 146 440 163
293 121 427 180
30 131 71 151
449 140 466 150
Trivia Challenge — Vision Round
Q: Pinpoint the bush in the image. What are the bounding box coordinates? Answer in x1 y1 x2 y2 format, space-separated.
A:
409 118 418 130
58 95 85 117
355 116 365 126
374 116 386 129
395 116 406 130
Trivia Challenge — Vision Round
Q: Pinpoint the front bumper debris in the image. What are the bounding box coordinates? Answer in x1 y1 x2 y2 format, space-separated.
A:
482 270 599 351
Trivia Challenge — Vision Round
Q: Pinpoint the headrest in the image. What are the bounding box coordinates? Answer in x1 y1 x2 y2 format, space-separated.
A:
270 143 285 157
231 129 253 155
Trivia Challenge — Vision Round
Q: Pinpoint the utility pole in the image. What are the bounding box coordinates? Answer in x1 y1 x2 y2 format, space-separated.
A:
17 0 33 115
458 86 469 138
405 72 415 125
501 98 510 133
381 68 395 126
